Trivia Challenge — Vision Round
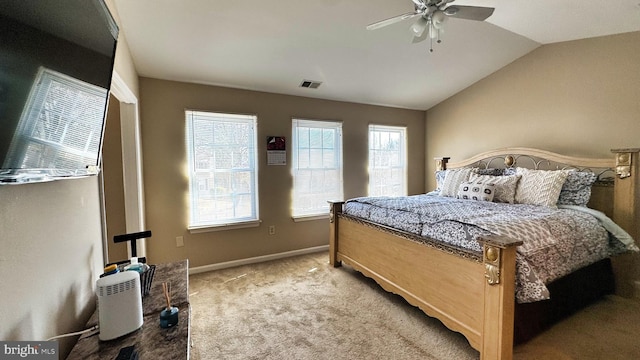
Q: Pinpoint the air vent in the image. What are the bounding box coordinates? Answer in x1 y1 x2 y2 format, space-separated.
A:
300 80 322 89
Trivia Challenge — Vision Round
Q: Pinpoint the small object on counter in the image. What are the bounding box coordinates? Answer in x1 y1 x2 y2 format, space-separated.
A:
159 306 179 328
100 263 119 277
160 282 179 328
124 262 149 274
115 345 138 360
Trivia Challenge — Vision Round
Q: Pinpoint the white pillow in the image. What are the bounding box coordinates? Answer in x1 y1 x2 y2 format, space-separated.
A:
439 168 474 197
515 168 568 207
469 174 521 204
456 182 495 202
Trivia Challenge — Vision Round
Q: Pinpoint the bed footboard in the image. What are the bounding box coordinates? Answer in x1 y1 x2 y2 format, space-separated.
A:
329 201 521 360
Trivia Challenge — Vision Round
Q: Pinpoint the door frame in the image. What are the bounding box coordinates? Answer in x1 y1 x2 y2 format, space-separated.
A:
103 71 147 261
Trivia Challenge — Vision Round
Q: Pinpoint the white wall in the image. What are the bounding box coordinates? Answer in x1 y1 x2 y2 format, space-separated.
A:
0 178 104 356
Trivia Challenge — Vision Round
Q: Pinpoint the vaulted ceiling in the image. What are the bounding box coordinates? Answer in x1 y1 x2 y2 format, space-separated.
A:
113 0 640 110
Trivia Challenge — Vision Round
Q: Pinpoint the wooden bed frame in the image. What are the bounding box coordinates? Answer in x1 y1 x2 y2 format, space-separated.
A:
329 147 640 360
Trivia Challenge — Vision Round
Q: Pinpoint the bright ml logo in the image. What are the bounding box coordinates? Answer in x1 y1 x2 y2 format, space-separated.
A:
1 342 57 359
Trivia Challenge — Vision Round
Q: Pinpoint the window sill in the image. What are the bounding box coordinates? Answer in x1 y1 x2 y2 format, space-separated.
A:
188 220 261 234
292 214 328 223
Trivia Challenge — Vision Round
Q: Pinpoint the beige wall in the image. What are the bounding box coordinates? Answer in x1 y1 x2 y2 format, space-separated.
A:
425 31 640 296
426 31 640 191
138 78 426 267
0 2 139 358
103 95 129 262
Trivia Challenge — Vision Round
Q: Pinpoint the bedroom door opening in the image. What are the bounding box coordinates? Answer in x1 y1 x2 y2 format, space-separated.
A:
101 71 147 264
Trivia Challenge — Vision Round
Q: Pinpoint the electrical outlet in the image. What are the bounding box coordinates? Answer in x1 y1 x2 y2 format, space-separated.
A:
268 225 276 235
176 236 184 247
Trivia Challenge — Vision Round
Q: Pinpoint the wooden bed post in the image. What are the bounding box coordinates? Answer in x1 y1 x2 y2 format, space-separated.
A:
611 148 640 297
611 149 640 239
434 156 450 171
478 236 522 360
328 201 344 267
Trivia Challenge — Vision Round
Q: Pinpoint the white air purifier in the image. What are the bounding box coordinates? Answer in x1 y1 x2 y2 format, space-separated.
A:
96 270 144 341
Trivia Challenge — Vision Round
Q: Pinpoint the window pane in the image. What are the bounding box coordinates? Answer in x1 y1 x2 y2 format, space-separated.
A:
322 129 334 148
298 128 309 148
309 128 322 148
309 149 322 167
292 119 343 217
322 149 335 168
186 111 258 227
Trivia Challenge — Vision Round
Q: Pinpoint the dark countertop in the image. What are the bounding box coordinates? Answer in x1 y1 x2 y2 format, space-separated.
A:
67 260 190 359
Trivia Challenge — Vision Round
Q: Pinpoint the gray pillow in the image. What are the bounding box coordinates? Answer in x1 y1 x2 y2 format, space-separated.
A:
503 167 517 176
474 168 504 176
435 170 447 192
557 171 597 206
440 168 475 197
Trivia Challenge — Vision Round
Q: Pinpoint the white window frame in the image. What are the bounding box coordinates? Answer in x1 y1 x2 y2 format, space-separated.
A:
368 124 407 197
291 118 343 219
185 110 259 232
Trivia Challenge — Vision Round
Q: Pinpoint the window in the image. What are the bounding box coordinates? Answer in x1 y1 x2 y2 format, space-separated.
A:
368 125 407 197
292 119 343 218
5 67 107 170
185 111 259 230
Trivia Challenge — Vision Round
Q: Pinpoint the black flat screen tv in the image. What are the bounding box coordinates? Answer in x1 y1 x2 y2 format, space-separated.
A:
0 0 118 184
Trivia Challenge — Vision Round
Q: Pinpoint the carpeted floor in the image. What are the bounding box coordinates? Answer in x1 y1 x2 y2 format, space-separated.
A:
188 251 640 360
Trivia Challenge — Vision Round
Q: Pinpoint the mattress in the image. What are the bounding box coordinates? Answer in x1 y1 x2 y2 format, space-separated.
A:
344 193 634 303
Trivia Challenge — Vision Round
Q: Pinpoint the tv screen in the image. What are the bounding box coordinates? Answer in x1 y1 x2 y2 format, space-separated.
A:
0 0 118 184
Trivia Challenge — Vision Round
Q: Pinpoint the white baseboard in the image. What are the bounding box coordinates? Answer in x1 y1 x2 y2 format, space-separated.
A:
188 245 329 275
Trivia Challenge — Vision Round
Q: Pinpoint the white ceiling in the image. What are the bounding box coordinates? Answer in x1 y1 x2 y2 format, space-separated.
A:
113 0 640 111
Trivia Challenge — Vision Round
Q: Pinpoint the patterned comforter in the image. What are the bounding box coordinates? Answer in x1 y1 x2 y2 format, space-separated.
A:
344 194 635 303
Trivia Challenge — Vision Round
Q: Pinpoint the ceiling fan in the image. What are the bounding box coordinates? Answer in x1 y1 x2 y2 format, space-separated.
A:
366 0 495 52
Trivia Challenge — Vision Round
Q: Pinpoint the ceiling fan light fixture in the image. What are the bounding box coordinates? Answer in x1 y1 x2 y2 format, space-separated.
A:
411 17 428 36
432 10 447 28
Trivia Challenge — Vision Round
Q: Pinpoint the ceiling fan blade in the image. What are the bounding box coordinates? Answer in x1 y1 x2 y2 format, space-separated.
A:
411 30 428 44
366 11 423 30
443 5 495 21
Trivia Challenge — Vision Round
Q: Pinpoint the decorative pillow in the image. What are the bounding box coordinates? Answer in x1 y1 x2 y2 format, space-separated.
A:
557 171 597 206
457 182 495 202
469 174 521 204
439 168 475 197
515 168 568 207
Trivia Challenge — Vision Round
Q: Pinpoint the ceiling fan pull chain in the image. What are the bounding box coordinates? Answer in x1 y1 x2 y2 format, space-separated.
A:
429 20 435 52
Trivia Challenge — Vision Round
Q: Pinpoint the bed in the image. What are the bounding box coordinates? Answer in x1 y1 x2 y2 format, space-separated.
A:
328 147 640 360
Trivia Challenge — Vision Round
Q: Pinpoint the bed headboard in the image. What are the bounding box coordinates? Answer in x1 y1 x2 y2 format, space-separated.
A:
435 147 640 297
